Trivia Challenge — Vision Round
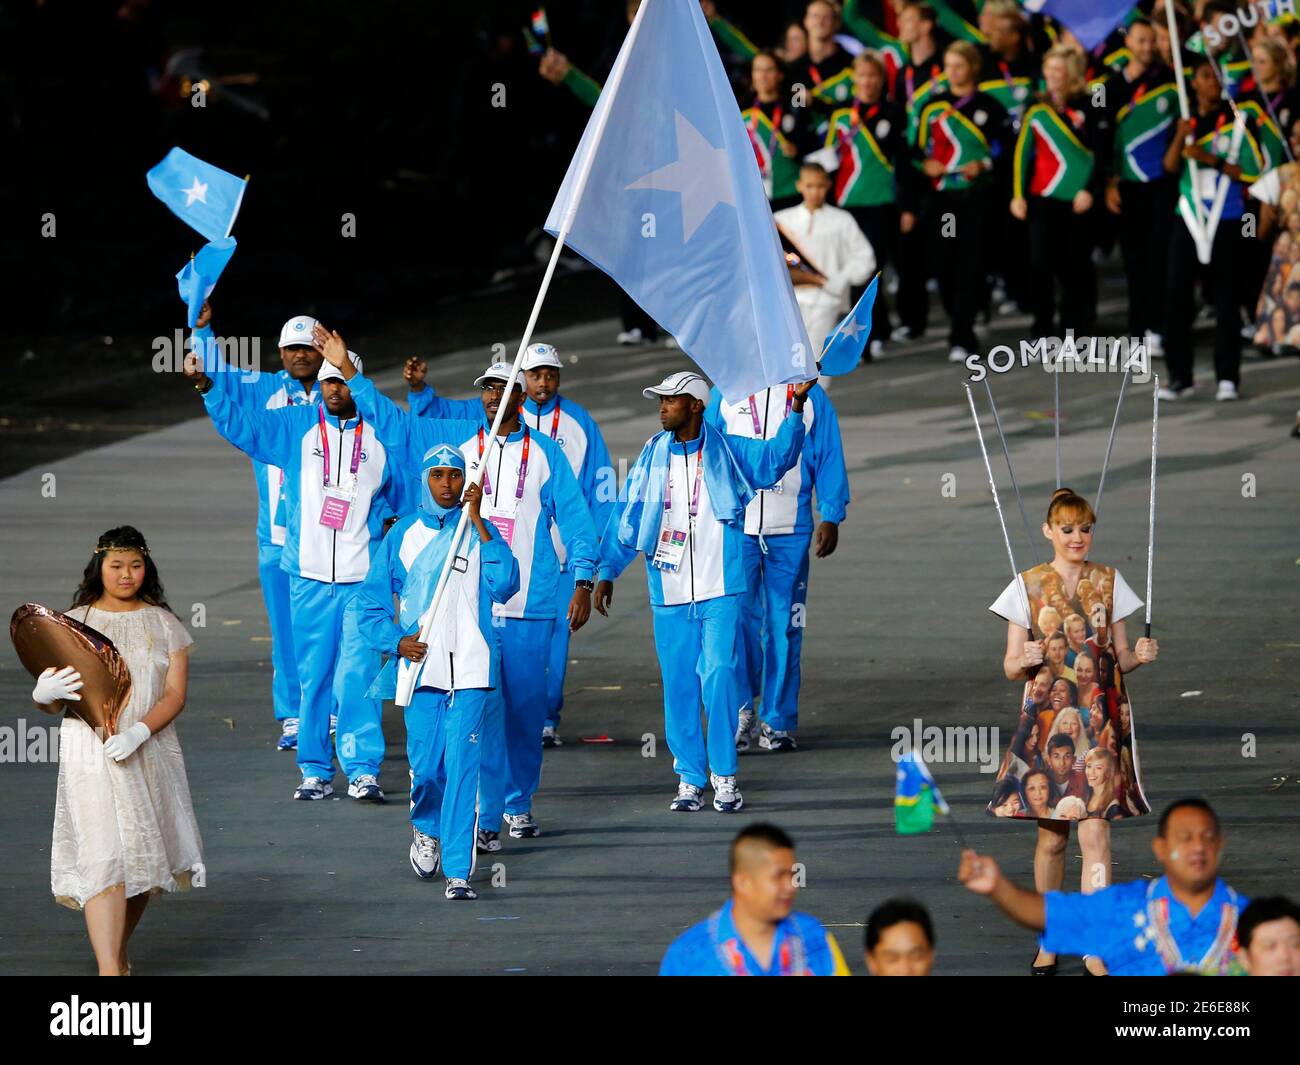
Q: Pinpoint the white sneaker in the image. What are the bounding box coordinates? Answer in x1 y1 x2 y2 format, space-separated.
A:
444 877 478 900
758 722 798 752
347 774 385 802
735 707 758 752
409 828 440 879
616 327 645 345
1144 330 1164 358
890 325 919 343
504 811 540 838
293 776 333 801
869 339 884 358
1157 382 1194 401
1215 380 1239 401
664 336 680 349
541 724 562 748
669 779 703 812
949 345 971 363
710 773 744 812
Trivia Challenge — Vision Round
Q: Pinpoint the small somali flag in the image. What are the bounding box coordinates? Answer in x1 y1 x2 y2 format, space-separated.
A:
532 7 550 37
819 275 878 376
176 237 236 328
146 147 246 243
894 750 949 835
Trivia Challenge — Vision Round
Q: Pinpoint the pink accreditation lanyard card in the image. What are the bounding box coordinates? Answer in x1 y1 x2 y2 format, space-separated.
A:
652 440 703 573
479 426 530 546
318 408 364 532
749 384 793 494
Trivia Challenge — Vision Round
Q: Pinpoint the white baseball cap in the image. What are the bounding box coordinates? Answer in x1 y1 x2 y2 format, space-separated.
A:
642 370 711 404
473 361 519 387
278 315 318 348
318 351 363 384
521 342 562 370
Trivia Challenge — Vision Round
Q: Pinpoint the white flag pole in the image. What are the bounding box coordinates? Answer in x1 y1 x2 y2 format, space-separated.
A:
395 0 653 707
224 174 250 239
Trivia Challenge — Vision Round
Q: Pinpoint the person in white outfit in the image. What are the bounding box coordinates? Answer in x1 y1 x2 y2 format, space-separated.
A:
774 162 876 385
36 525 204 976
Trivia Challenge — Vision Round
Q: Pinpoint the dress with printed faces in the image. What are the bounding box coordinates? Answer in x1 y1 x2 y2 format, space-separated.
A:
987 562 1151 822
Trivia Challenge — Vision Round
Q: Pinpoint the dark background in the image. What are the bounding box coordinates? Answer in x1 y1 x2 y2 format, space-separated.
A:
0 0 817 475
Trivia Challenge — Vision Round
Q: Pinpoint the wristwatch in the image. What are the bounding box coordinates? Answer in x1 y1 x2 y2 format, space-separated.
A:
575 579 595 591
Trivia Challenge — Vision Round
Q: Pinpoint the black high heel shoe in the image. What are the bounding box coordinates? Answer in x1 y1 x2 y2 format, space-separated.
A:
1031 950 1058 976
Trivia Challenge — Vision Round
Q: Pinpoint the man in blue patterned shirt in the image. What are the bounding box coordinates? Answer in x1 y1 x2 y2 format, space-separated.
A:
959 799 1250 975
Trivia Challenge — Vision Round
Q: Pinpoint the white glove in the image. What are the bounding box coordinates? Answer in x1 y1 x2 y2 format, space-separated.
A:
32 666 83 705
103 721 151 762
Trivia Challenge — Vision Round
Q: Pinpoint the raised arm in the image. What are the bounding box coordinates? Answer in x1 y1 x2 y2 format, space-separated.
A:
958 850 1047 931
194 359 300 467
724 379 813 487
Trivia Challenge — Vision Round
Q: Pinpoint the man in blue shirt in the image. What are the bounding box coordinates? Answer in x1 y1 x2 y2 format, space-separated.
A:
660 823 850 976
959 799 1250 975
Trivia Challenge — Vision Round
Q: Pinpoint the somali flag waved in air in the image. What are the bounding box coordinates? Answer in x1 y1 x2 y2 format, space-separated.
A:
147 147 247 243
544 0 813 403
819 275 878 377
176 237 237 328
895 750 950 835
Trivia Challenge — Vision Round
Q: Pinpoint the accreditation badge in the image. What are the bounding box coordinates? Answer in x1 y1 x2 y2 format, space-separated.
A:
319 484 355 531
487 515 517 546
651 527 688 572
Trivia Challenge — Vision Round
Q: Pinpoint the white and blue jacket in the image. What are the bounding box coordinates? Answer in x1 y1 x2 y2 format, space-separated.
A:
705 383 849 537
350 464 519 693
193 323 320 547
350 373 597 620
202 383 402 584
412 386 616 565
598 416 806 607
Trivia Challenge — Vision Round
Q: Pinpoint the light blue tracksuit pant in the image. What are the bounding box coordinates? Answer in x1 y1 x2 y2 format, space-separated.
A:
479 617 554 826
288 576 383 782
406 687 486 880
257 542 299 721
650 594 743 788
740 531 812 733
545 569 576 729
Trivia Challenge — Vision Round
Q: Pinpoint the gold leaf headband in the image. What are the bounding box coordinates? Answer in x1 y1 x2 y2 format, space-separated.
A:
95 544 150 555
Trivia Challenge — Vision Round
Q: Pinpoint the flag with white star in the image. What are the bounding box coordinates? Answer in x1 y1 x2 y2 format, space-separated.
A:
543 0 813 403
146 147 247 243
819 274 879 377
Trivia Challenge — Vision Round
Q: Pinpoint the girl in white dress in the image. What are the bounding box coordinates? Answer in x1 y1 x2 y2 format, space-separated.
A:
31 526 204 975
